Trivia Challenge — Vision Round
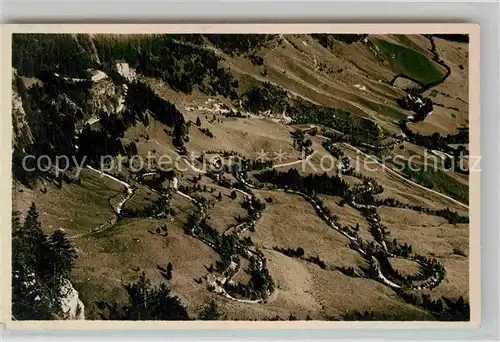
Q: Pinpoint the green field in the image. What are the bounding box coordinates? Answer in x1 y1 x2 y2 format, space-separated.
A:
376 39 446 85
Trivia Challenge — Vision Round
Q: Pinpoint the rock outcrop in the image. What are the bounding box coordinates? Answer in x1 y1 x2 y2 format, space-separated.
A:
89 78 123 115
11 71 34 148
116 62 137 82
57 279 85 320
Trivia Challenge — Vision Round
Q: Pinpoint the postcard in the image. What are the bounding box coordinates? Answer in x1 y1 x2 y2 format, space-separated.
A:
1 23 480 329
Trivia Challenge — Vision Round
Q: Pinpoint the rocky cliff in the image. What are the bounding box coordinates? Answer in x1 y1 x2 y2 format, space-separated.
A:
57 279 85 320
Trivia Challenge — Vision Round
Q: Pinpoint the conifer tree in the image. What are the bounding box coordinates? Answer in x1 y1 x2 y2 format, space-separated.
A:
100 272 190 320
17 203 46 274
198 298 223 320
129 142 139 156
45 229 77 281
11 203 75 320
166 262 173 280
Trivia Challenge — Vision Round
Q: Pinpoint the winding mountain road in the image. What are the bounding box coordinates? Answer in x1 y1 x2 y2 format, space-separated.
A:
341 143 469 209
171 176 268 304
69 167 134 240
86 166 134 214
272 152 314 169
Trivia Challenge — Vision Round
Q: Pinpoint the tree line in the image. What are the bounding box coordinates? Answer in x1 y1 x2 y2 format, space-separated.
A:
399 122 468 155
12 73 91 185
224 254 275 301
376 197 469 224
255 168 350 197
13 34 96 78
97 271 190 320
241 81 381 147
397 289 470 321
310 34 368 49
125 81 189 152
204 34 277 56
120 196 169 218
242 81 289 114
94 35 239 98
12 204 77 320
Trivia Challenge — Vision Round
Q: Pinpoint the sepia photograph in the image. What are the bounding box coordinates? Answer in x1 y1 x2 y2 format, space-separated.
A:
2 24 480 328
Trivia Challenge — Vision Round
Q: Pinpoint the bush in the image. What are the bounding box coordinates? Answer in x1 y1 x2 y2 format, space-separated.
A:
452 247 467 257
